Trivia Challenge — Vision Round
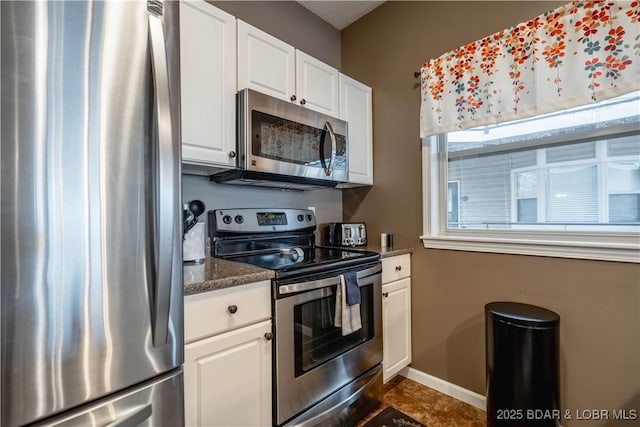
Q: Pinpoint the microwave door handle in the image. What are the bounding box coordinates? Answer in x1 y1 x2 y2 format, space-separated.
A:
324 121 337 176
319 125 328 174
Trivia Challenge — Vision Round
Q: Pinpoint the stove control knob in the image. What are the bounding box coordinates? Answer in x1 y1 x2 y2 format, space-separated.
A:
306 214 313 222
297 214 304 222
234 215 244 224
222 215 232 225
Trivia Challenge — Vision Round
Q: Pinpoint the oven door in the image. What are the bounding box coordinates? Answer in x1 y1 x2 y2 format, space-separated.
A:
274 263 382 426
238 89 348 182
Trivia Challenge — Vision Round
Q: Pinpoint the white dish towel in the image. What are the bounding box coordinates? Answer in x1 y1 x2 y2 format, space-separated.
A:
334 274 362 336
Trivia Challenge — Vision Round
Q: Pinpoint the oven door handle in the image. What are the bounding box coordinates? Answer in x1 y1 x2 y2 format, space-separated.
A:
280 276 340 296
278 264 381 295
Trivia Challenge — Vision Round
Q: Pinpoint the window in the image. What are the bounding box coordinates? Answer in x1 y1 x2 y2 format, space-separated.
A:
447 181 460 227
422 91 640 262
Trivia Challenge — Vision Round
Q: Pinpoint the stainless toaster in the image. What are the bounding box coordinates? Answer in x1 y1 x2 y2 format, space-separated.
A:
324 222 367 247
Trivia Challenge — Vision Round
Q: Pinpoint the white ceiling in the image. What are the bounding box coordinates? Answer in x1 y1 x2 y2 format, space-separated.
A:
297 1 385 30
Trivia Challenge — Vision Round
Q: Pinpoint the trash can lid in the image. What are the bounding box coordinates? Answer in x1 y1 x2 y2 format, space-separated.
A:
485 301 559 327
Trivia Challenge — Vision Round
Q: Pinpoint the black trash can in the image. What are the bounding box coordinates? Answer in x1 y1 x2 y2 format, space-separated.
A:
485 302 560 427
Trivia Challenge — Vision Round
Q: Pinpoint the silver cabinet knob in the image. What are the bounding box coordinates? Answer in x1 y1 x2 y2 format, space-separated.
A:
395 265 402 272
300 99 306 105
228 151 237 158
383 292 389 298
227 305 238 314
290 95 297 102
264 332 273 341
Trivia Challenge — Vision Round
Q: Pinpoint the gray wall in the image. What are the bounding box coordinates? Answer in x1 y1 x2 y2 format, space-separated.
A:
183 1 343 229
182 175 343 240
209 1 341 69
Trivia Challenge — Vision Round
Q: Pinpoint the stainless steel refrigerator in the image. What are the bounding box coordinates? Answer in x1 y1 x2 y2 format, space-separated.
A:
1 1 184 426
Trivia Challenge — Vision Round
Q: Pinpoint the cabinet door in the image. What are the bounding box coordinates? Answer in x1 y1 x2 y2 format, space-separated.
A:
180 0 237 167
184 320 272 427
382 277 412 382
339 74 373 185
295 50 340 116
237 20 295 102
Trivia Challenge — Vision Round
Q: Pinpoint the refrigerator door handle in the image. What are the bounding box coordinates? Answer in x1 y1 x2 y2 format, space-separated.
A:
105 404 152 427
148 10 175 347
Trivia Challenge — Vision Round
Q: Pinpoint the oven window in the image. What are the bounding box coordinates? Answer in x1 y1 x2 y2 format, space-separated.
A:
293 284 374 376
251 111 346 169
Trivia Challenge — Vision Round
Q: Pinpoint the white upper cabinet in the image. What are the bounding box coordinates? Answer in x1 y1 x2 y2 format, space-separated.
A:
180 0 237 167
340 74 373 185
237 20 296 102
237 20 340 117
295 50 340 116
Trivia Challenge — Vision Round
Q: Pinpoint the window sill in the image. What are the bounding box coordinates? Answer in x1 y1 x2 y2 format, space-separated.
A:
420 233 640 263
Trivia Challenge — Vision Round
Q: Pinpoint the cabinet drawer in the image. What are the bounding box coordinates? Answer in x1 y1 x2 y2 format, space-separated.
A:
381 254 411 284
185 280 271 343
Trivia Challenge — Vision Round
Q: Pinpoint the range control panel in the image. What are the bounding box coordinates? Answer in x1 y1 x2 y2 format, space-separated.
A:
209 208 316 234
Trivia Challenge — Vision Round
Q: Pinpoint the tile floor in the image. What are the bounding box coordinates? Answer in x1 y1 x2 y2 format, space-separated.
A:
358 376 486 427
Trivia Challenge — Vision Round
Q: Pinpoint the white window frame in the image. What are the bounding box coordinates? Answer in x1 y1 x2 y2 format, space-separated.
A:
421 127 640 263
447 180 460 227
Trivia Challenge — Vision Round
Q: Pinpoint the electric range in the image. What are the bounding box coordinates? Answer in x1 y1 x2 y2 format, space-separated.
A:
208 208 384 427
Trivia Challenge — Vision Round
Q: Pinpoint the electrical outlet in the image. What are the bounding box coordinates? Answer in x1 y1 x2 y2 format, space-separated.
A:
307 206 316 214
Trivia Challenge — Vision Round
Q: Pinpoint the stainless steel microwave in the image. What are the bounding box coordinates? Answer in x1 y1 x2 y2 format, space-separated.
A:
211 89 348 189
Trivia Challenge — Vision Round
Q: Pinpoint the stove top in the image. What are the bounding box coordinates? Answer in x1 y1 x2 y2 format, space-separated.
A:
224 246 379 279
209 208 379 279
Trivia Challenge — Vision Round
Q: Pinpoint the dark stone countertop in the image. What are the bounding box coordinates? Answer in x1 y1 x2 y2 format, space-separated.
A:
367 246 414 259
182 246 413 296
183 257 275 296
332 245 414 259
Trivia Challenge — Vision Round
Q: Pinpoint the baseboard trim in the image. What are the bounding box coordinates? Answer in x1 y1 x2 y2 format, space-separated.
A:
399 367 486 411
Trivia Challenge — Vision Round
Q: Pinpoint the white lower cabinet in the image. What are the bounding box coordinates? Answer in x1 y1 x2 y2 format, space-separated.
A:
184 320 272 427
184 281 272 427
381 255 412 382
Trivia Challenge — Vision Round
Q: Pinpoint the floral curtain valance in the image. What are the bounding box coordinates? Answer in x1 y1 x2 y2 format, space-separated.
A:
420 0 640 138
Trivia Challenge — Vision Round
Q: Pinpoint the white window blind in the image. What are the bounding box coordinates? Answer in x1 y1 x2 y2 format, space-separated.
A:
546 165 598 223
